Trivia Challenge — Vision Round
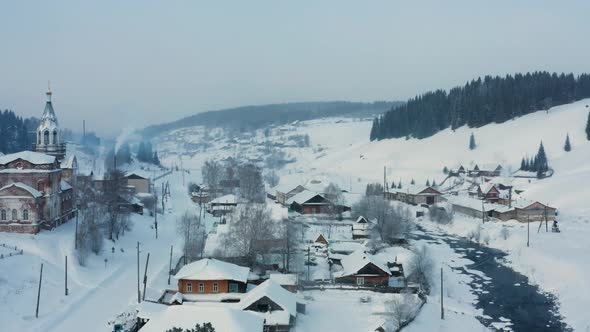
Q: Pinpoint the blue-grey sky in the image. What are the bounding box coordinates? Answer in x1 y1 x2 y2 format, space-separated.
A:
1 0 590 137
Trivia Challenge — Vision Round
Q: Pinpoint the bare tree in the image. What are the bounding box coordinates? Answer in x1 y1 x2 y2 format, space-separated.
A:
100 169 132 241
428 204 454 224
324 182 345 220
500 226 510 240
177 212 206 261
238 163 265 203
279 219 301 272
352 196 413 243
76 203 105 265
221 204 275 263
264 170 280 188
407 245 434 294
202 159 222 198
385 292 420 330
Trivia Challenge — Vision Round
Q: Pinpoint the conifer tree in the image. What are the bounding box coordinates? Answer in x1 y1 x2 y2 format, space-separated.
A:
535 141 548 175
469 133 476 150
564 134 572 152
425 179 430 186
410 179 415 185
586 111 590 140
520 158 526 170
443 166 449 174
153 151 161 166
432 180 437 187
398 180 402 189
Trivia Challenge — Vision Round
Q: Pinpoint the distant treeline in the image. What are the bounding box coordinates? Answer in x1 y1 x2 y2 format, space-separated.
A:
142 101 400 138
0 110 38 154
370 72 590 141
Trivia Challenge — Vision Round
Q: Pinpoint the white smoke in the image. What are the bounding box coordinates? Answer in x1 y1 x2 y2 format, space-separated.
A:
114 126 139 152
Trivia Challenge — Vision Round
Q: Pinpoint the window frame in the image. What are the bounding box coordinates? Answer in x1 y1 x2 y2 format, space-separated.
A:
356 277 365 286
186 282 192 293
213 282 219 293
23 209 29 221
198 283 205 293
11 209 17 220
0 209 6 221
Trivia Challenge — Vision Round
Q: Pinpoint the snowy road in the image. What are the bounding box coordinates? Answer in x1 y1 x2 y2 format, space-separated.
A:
27 172 191 332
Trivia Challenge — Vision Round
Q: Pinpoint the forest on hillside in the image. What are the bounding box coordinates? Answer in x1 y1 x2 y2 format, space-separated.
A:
0 110 38 154
142 101 400 138
370 72 590 141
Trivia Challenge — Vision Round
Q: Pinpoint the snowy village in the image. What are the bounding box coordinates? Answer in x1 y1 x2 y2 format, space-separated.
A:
2 2 590 332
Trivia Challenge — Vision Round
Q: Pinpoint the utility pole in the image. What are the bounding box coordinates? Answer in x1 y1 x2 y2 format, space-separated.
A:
154 192 158 239
65 256 68 296
74 208 79 249
440 267 444 320
383 166 387 197
306 247 311 281
481 200 485 224
137 242 141 303
35 263 43 318
527 215 530 247
544 205 549 233
168 245 173 285
142 253 150 301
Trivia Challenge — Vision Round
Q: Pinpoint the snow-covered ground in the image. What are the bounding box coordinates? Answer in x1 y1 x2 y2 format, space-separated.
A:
153 98 590 331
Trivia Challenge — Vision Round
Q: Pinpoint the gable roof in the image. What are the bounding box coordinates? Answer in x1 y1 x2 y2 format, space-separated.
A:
137 304 263 332
479 182 499 195
125 170 151 180
268 273 297 286
356 216 369 224
337 250 391 278
60 180 73 191
210 194 238 205
287 189 331 205
0 151 56 165
388 185 441 196
0 182 43 198
63 155 77 169
174 258 250 283
240 280 297 316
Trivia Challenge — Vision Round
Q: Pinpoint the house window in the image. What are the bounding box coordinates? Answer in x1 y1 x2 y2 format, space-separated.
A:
229 283 238 293
23 209 29 221
356 277 365 286
12 209 17 220
186 282 192 293
0 210 5 220
213 282 219 293
198 283 205 293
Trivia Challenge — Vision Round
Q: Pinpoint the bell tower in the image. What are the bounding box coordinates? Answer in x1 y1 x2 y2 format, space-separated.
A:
34 83 66 160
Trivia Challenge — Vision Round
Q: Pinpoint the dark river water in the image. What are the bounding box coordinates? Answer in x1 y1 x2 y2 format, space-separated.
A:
411 226 571 332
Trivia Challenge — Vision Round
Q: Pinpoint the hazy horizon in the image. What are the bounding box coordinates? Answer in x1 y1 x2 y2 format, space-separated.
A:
2 0 590 137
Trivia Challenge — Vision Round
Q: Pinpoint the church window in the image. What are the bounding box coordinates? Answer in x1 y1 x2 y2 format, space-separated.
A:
23 209 29 221
0 210 6 220
44 131 49 145
12 209 17 220
52 130 58 144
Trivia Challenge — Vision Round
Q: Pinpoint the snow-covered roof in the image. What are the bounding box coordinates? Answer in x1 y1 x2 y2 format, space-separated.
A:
125 170 151 179
137 304 264 332
445 195 497 212
479 182 497 195
0 182 43 198
388 185 440 196
272 183 303 194
174 258 250 283
0 151 56 165
62 155 77 169
336 250 391 278
268 273 298 286
210 194 238 205
240 279 297 316
60 180 72 191
287 189 326 205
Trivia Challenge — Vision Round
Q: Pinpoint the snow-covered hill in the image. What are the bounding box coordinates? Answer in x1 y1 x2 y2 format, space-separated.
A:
153 98 590 330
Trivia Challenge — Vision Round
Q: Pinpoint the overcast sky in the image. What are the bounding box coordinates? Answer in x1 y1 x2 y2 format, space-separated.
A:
1 1 590 137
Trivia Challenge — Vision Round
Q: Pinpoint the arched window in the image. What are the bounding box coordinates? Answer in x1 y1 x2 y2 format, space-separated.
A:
23 209 29 221
52 130 58 144
44 131 49 145
37 181 44 192
38 132 41 145
0 210 6 220
11 209 17 220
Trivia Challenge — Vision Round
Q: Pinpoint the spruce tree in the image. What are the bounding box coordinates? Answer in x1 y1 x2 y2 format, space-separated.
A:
564 134 572 152
398 180 402 189
469 133 476 150
425 179 430 186
535 141 548 175
443 166 449 174
410 179 415 185
586 111 590 140
153 151 161 165
520 158 526 170
432 180 437 187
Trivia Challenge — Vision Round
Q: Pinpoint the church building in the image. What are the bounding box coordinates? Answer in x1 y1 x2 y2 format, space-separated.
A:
0 88 76 234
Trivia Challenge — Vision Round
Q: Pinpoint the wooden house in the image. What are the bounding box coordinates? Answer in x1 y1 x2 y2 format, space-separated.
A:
269 273 298 293
273 184 306 205
288 190 335 214
314 234 329 245
125 171 151 194
174 258 250 294
208 194 239 216
240 279 298 332
334 251 391 286
352 216 375 239
385 185 443 206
